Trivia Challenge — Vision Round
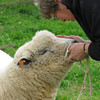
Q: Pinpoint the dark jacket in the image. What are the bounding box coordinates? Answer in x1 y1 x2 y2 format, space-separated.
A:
62 0 100 61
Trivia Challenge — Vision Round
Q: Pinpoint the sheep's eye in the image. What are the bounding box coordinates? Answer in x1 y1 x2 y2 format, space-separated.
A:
39 49 49 55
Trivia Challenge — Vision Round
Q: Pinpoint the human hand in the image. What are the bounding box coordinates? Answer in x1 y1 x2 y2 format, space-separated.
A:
66 43 89 62
56 35 86 43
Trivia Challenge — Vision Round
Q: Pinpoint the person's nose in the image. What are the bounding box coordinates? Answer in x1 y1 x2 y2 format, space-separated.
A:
61 19 66 22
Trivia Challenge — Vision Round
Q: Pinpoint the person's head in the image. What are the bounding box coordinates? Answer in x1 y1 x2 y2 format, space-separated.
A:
37 0 76 22
37 0 58 19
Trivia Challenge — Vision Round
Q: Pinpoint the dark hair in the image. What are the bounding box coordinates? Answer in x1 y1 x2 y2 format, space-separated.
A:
37 0 58 19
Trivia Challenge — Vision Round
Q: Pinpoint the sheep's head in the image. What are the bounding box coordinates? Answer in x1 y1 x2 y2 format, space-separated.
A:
14 30 76 86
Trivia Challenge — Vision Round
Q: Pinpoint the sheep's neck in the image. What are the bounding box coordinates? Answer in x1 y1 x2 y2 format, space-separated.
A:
0 63 72 100
0 77 57 100
0 69 57 100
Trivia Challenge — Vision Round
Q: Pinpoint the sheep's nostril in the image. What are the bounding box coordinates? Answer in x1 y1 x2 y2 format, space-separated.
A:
72 40 78 43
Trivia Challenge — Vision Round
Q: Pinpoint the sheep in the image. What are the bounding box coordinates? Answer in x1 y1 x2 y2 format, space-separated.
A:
0 30 76 100
0 50 13 73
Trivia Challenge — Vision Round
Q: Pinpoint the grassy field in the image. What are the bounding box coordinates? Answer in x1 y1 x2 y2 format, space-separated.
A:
0 0 100 100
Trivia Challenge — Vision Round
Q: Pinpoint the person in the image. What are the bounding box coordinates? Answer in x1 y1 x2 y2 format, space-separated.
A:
37 0 100 61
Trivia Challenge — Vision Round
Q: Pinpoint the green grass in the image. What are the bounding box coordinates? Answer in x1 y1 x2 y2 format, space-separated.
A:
0 0 100 100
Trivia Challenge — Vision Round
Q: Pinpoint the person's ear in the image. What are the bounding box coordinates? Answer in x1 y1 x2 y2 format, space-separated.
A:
17 57 31 68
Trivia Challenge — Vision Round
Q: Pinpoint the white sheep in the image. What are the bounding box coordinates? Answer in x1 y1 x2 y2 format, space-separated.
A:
0 50 13 73
0 30 76 100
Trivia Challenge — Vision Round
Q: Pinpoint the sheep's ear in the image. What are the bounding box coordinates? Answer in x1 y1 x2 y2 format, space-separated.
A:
17 57 31 68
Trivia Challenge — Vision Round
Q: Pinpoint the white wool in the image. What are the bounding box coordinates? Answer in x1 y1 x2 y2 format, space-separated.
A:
0 30 75 100
0 50 13 73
